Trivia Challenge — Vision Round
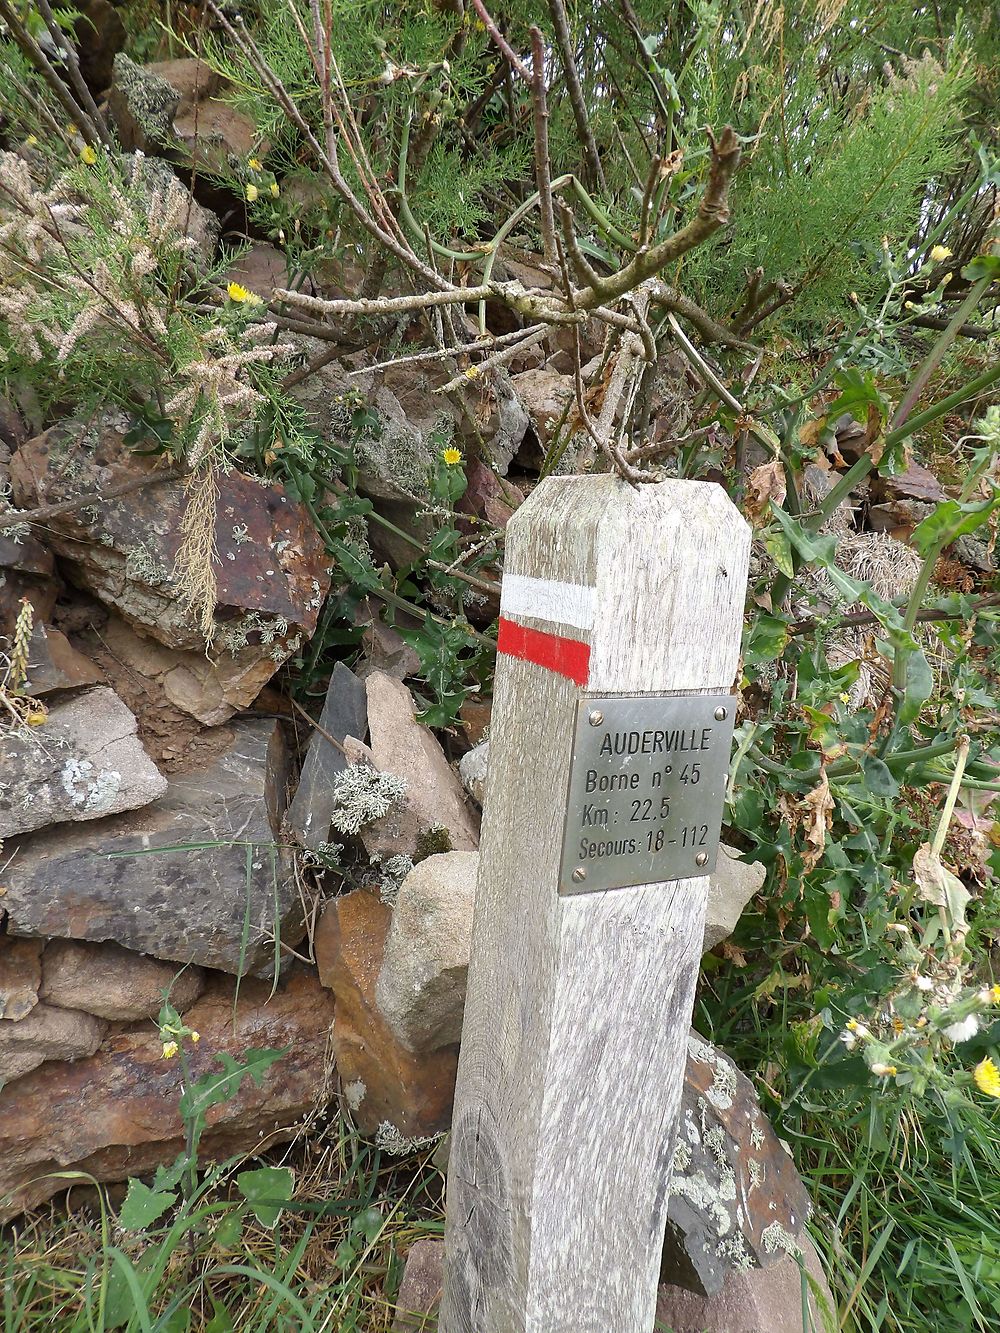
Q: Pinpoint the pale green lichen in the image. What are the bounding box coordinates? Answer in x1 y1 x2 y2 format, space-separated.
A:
374 853 413 906
717 1232 754 1271
688 1034 738 1111
762 1221 802 1259
112 54 178 145
374 1121 442 1155
329 764 407 836
125 541 171 585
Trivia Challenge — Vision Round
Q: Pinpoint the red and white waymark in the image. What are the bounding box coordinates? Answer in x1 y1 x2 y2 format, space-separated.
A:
496 574 595 686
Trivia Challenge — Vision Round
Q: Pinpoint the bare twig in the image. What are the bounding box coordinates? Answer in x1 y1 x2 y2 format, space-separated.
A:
625 423 717 463
0 0 103 145
33 0 111 146
650 280 757 349
546 0 607 192
530 26 557 264
1 467 183 533
469 0 530 80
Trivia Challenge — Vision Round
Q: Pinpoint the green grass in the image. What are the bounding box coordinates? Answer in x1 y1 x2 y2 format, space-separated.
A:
0 1117 444 1333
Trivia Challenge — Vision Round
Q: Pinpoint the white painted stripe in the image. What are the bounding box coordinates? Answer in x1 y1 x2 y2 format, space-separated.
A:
500 574 595 630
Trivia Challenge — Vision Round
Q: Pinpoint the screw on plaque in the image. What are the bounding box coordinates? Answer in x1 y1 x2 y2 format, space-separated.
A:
572 866 587 882
588 710 604 726
695 852 709 867
714 706 728 721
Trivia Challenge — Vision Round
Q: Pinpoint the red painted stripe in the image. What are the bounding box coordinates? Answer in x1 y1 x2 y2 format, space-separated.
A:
497 616 590 686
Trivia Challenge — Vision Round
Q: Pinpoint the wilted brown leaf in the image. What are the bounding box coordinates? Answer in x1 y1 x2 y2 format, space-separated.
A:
798 417 828 450
746 458 787 526
800 769 834 871
913 842 970 942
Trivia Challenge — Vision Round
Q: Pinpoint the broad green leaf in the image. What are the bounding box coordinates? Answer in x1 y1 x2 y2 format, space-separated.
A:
898 649 934 726
214 1208 244 1249
118 1178 176 1232
824 367 890 424
236 1166 294 1227
763 525 795 577
861 755 898 797
180 1048 287 1119
151 1153 188 1193
910 493 999 556
205 1301 236 1333
962 253 1000 282
746 614 790 663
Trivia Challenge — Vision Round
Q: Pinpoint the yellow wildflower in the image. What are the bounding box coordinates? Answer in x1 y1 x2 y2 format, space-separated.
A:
871 1063 897 1077
80 145 97 165
246 183 259 203
974 1057 1000 1098
442 447 463 466
66 123 78 135
269 181 280 198
838 691 851 704
993 985 1000 1004
25 134 38 146
227 282 262 306
190 1030 200 1043
464 365 479 379
248 157 262 170
25 706 48 726
161 1040 179 1059
930 244 953 263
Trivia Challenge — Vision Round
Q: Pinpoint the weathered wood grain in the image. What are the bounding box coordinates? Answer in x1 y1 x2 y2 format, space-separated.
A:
440 476 750 1333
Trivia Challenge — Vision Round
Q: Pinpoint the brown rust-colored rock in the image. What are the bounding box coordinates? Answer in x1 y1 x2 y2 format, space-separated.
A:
0 968 334 1221
314 890 457 1139
80 614 267 754
0 938 43 1022
21 623 105 695
0 1002 106 1085
2 719 299 978
656 1237 837 1333
9 414 330 723
41 940 204 1022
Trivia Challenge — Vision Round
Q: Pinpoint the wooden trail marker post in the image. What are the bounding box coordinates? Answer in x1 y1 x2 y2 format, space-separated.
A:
440 475 750 1333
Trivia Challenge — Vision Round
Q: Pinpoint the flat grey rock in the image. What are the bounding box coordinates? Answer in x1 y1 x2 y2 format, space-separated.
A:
3 720 300 977
287 662 367 849
0 687 167 838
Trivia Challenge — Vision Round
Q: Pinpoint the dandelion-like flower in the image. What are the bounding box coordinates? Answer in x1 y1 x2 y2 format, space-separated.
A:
227 282 262 306
442 447 463 466
870 1063 897 1077
246 184 259 203
930 244 953 262
974 1057 1000 1098
269 182 280 198
161 1040 179 1059
80 145 97 165
190 1030 200 1043
249 157 262 170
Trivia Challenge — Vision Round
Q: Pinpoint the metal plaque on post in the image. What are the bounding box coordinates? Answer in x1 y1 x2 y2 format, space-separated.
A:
558 692 736 895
